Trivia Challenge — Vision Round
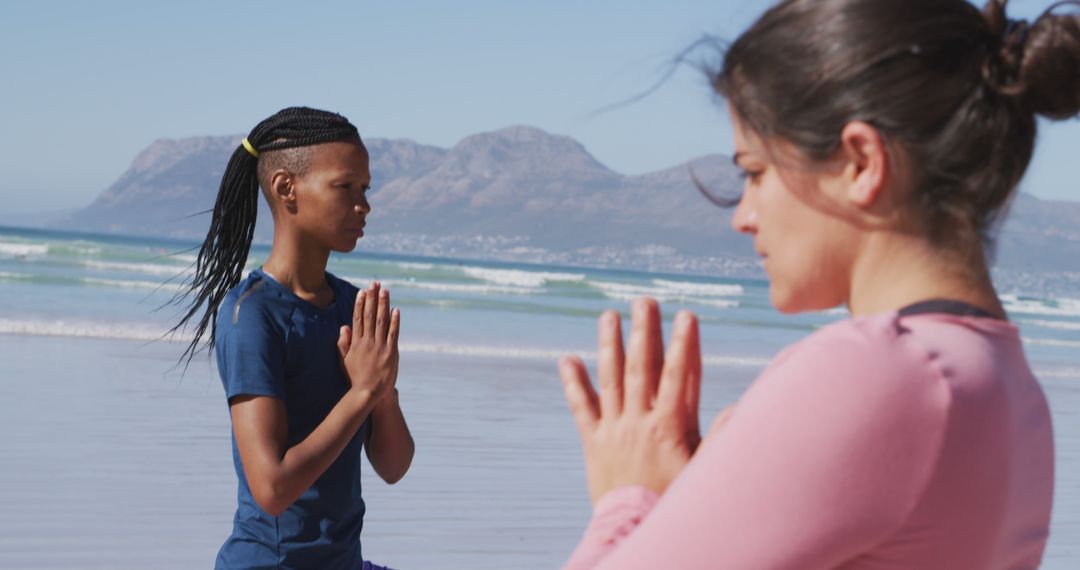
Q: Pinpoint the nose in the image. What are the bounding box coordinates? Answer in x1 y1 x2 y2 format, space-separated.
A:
731 194 757 235
354 193 371 215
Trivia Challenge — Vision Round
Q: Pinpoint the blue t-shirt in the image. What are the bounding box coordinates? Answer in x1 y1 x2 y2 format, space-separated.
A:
215 268 370 570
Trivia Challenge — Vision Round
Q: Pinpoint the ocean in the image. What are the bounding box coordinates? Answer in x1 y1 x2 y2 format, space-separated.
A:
0 224 1077 568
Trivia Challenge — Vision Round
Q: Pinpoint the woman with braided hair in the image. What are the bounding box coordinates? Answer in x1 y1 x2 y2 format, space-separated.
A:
173 107 413 569
559 0 1078 568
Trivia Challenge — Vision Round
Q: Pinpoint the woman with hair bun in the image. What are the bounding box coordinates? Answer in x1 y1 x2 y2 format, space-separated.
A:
559 1 1078 568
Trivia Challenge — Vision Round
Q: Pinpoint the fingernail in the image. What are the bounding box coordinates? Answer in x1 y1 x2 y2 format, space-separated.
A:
380 289 388 298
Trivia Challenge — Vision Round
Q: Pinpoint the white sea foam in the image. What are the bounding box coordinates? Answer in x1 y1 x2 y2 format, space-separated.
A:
84 260 193 277
0 317 771 367
1033 367 1080 379
0 271 33 281
398 343 768 366
1001 294 1080 318
171 254 200 264
703 354 772 367
588 281 659 299
652 279 743 297
1019 319 1080 332
58 244 102 256
691 298 741 309
81 277 184 293
158 253 257 269
588 280 740 309
0 242 48 257
397 262 434 271
427 299 466 309
366 277 538 296
1022 337 1080 349
462 266 585 288
0 319 189 342
399 342 573 360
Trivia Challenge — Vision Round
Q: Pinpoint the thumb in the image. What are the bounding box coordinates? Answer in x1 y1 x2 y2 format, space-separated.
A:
337 325 351 359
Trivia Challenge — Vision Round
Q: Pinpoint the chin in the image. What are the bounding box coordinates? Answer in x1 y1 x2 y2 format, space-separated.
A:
771 296 804 315
769 283 839 315
332 238 360 253
768 276 799 314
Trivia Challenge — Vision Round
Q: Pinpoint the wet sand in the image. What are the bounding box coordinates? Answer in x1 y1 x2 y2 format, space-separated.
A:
0 335 1076 568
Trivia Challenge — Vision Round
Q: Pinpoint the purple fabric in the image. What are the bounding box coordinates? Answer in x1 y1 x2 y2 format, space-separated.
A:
362 562 392 570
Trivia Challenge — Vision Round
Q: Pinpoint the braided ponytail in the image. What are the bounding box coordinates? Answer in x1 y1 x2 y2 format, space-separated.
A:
171 106 360 367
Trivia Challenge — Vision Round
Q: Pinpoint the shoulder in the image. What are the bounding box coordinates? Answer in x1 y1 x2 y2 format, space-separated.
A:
217 271 292 337
751 313 951 423
773 313 937 378
697 314 956 548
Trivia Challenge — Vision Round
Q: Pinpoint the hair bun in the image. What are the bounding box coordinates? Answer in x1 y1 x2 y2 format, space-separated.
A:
996 18 1030 81
985 0 1080 120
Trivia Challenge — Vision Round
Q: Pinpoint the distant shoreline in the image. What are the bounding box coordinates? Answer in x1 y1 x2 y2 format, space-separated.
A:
0 223 771 285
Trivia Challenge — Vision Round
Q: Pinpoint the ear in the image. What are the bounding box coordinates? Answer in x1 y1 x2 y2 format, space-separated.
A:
838 121 889 208
268 169 298 213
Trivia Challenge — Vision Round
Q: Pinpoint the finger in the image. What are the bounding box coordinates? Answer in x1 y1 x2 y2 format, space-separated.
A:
364 281 379 340
625 297 663 413
388 307 401 347
376 287 390 344
559 356 599 435
683 313 703 445
353 290 366 340
337 325 352 359
657 311 699 416
597 310 625 419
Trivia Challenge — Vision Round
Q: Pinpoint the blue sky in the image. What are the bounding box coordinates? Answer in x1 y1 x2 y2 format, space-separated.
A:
1 0 1076 212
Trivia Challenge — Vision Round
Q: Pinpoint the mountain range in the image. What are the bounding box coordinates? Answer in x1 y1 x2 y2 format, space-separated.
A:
55 126 1080 290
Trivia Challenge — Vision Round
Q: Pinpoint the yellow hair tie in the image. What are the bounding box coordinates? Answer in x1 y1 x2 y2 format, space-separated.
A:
241 138 259 158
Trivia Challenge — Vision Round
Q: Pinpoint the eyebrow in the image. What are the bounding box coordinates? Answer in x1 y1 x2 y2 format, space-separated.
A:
332 170 370 179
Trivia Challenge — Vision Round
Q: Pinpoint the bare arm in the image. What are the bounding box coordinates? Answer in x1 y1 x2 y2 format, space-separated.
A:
232 283 400 516
365 388 415 484
230 389 376 516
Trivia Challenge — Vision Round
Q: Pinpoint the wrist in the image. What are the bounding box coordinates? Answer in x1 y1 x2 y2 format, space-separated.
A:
374 388 399 412
344 387 378 413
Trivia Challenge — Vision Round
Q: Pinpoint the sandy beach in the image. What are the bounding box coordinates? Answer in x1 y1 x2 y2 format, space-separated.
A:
0 333 1077 569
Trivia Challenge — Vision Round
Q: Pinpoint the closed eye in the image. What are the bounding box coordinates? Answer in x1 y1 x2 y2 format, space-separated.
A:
738 169 763 185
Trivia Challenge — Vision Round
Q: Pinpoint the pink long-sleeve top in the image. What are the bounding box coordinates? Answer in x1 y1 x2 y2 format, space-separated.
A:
565 311 1054 570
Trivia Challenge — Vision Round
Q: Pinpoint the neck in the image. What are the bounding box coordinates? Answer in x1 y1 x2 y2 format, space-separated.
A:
262 222 332 295
846 231 1005 319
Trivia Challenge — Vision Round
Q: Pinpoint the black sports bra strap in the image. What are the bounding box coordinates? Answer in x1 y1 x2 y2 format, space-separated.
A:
897 299 1002 320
